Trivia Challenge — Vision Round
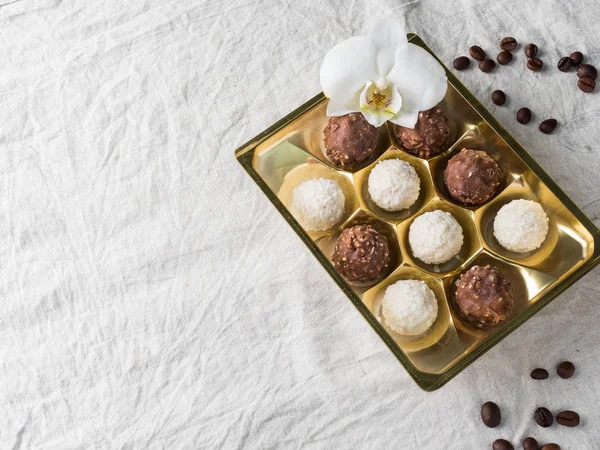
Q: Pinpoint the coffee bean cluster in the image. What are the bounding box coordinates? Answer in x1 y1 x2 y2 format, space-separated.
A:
534 407 581 428
531 360 575 380
493 439 566 450
453 37 520 73
522 42 543 72
452 37 559 134
480 361 581 449
556 50 597 93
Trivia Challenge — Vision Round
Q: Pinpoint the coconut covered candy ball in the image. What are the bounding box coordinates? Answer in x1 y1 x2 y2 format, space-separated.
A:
323 113 379 169
368 159 420 212
332 224 391 284
493 199 549 253
408 210 464 265
382 279 438 336
290 178 345 231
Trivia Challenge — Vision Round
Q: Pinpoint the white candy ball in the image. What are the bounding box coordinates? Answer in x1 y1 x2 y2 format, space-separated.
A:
290 178 345 231
494 199 549 253
409 210 463 264
368 159 420 212
382 280 438 336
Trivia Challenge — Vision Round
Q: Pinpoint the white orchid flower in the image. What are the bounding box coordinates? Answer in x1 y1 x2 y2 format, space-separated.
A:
320 18 448 128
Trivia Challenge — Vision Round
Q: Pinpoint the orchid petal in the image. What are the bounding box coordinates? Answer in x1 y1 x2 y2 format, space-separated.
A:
326 99 358 116
389 109 420 128
368 17 408 76
360 105 392 128
320 36 379 105
326 87 362 116
387 43 448 112
360 110 389 128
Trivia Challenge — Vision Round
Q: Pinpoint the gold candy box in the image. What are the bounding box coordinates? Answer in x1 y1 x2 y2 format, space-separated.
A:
235 34 600 391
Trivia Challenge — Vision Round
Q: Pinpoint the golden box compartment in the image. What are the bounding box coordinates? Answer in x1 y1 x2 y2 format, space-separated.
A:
234 34 600 390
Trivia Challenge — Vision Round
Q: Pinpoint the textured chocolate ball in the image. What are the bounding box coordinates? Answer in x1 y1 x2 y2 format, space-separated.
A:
455 265 514 327
444 149 502 205
323 113 379 169
394 106 450 158
332 225 391 284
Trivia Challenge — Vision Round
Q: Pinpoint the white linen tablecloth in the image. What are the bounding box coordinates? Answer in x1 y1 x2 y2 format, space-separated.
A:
1 0 600 448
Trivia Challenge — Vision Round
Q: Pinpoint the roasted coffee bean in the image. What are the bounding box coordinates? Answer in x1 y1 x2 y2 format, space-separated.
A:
492 90 506 105
569 51 584 66
557 56 573 72
517 107 532 124
525 43 538 58
500 37 517 51
528 58 543 72
479 59 496 73
470 45 486 61
492 439 514 450
534 407 553 427
578 76 596 93
540 445 560 450
453 56 471 70
539 119 558 134
523 437 540 450
481 401 501 427
557 361 575 378
577 64 598 80
497 51 513 65
531 368 549 379
556 410 580 427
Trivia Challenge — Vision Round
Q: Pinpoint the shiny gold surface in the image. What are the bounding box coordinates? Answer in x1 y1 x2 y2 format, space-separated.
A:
235 34 600 390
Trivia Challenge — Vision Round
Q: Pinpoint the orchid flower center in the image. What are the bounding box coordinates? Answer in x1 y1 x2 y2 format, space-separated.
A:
358 80 403 127
364 82 394 110
371 91 388 107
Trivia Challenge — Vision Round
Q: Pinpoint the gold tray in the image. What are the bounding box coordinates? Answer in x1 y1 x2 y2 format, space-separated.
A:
234 34 600 391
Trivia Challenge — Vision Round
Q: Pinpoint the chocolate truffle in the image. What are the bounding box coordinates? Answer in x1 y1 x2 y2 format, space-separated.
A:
455 265 514 327
332 224 391 284
444 149 502 205
323 113 378 169
394 106 450 158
